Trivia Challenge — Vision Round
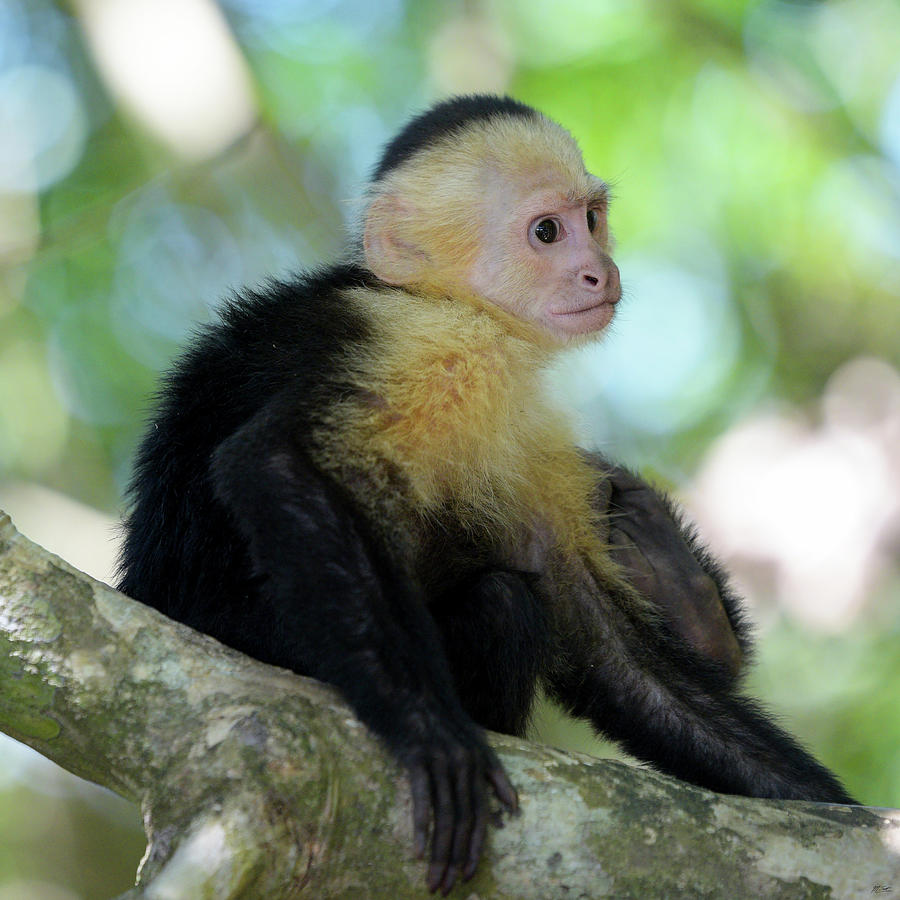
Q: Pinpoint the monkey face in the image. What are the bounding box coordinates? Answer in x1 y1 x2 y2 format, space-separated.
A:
466 167 621 343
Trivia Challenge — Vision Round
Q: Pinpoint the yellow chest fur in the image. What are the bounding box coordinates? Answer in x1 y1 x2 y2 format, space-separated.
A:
324 287 601 556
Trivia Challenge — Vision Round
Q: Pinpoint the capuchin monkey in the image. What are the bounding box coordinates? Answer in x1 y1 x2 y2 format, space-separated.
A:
118 95 854 894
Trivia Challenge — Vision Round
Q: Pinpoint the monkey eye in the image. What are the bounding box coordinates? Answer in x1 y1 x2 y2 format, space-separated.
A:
586 209 598 233
534 219 560 244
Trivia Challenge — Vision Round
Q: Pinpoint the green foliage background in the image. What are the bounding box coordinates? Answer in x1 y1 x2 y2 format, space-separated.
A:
0 1 898 896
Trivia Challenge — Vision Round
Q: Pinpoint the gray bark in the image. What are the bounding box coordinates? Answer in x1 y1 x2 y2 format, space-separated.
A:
0 509 897 900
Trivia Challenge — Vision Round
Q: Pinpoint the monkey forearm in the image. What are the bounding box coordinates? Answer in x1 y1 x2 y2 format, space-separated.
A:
211 422 469 737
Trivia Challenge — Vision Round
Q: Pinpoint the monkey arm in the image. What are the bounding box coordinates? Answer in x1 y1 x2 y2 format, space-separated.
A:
209 404 516 895
582 453 749 677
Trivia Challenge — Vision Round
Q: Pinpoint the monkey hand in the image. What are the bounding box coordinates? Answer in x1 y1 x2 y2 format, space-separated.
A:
402 720 518 895
599 464 744 676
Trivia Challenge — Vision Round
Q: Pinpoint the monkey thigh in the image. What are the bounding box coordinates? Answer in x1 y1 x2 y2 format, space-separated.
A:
432 571 550 738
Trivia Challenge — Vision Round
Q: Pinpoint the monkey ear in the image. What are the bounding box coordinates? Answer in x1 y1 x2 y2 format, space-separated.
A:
363 194 429 285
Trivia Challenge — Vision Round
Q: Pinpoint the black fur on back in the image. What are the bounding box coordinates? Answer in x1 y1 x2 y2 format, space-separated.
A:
116 263 377 626
372 94 539 182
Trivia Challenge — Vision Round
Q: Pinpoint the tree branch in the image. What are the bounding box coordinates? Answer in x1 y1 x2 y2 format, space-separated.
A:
1 509 897 899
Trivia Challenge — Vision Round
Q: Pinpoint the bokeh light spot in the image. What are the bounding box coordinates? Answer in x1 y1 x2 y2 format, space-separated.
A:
0 65 88 192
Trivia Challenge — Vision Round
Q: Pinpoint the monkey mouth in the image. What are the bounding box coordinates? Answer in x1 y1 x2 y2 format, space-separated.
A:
546 295 619 336
550 296 618 318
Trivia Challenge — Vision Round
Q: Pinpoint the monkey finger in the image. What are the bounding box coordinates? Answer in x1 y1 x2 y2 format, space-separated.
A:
463 768 488 881
408 762 431 860
440 759 475 895
486 760 518 813
427 754 454 894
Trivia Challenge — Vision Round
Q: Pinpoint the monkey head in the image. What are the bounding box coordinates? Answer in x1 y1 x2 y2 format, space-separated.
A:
362 101 621 346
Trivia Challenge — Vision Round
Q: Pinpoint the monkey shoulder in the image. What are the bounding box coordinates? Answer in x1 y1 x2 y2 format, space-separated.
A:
123 265 378 532
144 265 379 445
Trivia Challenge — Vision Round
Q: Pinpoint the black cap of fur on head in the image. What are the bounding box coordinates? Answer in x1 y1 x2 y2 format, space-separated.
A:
372 94 539 182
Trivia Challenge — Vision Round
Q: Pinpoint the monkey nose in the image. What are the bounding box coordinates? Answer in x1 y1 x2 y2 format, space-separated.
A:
580 269 607 291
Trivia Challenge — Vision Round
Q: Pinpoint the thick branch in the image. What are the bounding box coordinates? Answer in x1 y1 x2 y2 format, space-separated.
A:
1 509 898 899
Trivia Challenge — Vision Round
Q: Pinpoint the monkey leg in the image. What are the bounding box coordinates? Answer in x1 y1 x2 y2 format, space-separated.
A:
583 453 749 677
543 570 855 805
